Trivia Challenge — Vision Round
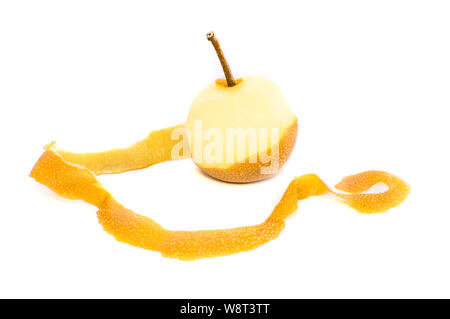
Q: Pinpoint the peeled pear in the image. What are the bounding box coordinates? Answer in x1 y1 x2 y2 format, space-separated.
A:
184 32 297 183
186 76 297 183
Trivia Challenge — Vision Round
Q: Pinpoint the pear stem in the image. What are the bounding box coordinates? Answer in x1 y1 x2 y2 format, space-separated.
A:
206 32 236 87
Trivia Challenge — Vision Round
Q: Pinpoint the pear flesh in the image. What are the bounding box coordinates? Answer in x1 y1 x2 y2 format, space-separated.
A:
186 76 298 182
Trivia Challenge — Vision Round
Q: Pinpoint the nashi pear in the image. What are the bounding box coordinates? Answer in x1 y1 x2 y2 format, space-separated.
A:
185 76 297 183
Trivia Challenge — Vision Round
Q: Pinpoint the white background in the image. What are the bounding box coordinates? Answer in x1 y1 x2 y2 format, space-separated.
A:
1 1 449 298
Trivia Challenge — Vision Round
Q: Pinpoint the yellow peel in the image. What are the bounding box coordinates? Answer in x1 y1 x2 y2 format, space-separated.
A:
56 124 187 175
332 170 411 213
30 144 410 260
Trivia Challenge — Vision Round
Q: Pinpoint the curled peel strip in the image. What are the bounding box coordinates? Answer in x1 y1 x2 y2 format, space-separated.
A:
30 126 410 260
55 124 187 175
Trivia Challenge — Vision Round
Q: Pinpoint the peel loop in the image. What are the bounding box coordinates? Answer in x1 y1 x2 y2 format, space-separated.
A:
332 170 411 213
